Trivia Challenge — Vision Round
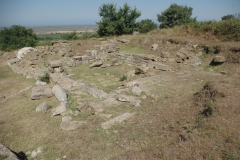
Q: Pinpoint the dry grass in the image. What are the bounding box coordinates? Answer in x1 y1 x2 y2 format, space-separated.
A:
0 29 240 159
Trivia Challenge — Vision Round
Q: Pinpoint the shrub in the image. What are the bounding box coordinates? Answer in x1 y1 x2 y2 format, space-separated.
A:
119 75 127 81
60 31 77 40
39 73 50 83
0 25 38 51
185 19 240 41
97 3 141 36
78 32 99 40
157 3 196 28
137 19 157 33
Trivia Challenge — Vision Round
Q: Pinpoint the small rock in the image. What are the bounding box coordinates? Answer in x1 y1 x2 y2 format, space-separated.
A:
154 62 169 71
36 102 51 112
213 55 226 63
62 116 72 122
52 102 69 116
151 44 158 51
132 99 141 107
90 61 103 68
192 44 198 50
135 66 148 75
36 80 47 86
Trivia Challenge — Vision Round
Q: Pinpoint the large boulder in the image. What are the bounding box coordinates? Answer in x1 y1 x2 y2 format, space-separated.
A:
52 84 67 103
17 47 38 59
31 86 52 100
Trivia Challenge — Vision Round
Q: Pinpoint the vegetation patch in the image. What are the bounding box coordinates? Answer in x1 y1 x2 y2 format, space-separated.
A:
39 73 50 83
0 25 38 51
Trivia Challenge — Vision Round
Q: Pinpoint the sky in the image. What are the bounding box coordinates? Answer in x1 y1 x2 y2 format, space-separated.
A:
0 0 239 27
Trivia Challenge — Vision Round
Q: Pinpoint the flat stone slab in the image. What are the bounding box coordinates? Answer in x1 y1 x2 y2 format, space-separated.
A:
49 60 62 68
101 112 135 129
31 86 52 100
83 83 108 100
154 62 169 71
89 102 104 114
60 116 87 131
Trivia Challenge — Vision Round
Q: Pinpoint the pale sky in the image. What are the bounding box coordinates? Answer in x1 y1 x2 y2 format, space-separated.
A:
0 0 239 27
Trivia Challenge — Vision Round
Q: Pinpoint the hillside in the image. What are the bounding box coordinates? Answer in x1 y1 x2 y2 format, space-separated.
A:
0 30 240 160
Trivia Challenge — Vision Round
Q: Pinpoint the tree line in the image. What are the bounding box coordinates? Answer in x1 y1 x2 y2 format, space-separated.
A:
0 3 239 51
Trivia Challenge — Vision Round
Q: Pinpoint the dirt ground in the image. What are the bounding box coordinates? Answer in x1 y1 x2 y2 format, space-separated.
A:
0 32 240 160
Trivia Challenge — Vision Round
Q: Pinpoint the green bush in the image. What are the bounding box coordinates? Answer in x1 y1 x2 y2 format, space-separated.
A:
60 31 77 40
39 73 50 83
119 75 127 81
0 25 38 51
137 19 157 33
78 32 99 40
97 3 141 36
157 3 196 28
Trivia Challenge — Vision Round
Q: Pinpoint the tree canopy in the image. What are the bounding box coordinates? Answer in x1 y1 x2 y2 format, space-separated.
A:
0 25 38 51
96 3 141 36
157 3 196 28
221 14 235 21
137 19 157 33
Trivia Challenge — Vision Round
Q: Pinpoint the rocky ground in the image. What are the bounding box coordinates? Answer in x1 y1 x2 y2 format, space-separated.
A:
0 34 240 159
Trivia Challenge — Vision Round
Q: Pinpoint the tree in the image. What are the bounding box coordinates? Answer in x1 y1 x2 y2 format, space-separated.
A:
221 14 235 21
0 25 38 51
96 3 141 36
157 3 196 28
137 19 157 33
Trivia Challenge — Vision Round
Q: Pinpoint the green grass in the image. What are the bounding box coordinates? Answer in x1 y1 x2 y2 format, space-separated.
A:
119 43 145 54
37 33 62 41
69 63 135 93
185 19 240 41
